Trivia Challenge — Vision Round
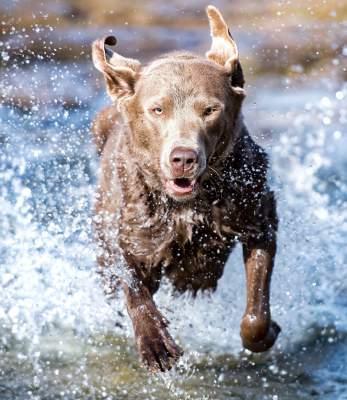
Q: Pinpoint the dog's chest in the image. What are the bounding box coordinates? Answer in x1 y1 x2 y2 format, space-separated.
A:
119 201 239 268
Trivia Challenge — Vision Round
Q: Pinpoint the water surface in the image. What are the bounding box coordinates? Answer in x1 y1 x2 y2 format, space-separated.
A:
0 4 347 399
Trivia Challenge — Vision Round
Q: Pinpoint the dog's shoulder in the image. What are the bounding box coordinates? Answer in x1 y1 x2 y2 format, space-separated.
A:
92 105 122 156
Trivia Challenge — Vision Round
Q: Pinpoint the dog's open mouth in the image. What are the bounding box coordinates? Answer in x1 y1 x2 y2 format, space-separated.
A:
165 178 197 196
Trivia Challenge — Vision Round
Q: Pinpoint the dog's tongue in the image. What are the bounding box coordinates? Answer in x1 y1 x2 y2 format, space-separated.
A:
166 178 195 194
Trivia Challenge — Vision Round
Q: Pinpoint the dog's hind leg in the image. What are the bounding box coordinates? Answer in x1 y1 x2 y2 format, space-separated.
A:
240 241 281 352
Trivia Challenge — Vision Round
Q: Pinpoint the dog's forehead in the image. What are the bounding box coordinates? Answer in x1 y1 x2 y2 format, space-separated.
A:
138 55 227 98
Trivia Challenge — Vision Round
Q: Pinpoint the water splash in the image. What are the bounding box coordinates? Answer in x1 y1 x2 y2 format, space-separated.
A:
0 65 346 397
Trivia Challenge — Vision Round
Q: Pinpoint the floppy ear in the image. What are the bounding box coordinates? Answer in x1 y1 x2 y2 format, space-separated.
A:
92 36 141 101
205 6 245 89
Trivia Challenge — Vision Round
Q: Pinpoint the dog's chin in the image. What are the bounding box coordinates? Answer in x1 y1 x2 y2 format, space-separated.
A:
164 177 199 202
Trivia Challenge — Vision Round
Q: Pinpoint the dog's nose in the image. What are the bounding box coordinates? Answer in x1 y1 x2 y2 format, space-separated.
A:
170 147 198 176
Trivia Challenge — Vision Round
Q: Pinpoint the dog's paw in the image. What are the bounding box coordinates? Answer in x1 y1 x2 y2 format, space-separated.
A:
241 319 281 353
137 327 183 372
134 309 183 372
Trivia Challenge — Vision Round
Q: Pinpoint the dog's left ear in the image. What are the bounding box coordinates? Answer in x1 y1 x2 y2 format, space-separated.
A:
92 36 141 102
206 5 245 90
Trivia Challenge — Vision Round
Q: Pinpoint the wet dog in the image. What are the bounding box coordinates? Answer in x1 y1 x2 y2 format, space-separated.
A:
91 5 280 372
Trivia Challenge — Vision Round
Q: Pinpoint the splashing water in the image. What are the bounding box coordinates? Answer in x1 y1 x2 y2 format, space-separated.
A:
0 57 346 399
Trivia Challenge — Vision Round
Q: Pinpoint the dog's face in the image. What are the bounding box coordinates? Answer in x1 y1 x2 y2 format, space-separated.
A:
93 6 245 202
124 58 244 201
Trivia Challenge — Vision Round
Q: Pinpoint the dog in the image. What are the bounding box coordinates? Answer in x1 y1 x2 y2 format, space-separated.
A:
91 5 281 373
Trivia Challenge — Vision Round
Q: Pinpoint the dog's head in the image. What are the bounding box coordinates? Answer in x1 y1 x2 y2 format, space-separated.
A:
92 6 245 202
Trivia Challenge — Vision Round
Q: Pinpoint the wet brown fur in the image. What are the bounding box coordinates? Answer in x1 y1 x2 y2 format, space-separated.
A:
91 6 281 372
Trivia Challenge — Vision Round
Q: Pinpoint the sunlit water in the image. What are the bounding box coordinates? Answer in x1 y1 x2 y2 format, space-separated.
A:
1 56 347 399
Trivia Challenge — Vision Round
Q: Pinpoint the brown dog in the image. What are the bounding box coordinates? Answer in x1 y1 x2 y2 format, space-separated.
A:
91 5 280 372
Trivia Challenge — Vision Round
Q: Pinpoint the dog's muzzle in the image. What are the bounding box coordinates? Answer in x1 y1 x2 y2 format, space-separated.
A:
162 146 205 199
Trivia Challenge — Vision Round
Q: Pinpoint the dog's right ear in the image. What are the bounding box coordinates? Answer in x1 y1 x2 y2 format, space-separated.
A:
206 6 244 89
92 36 141 101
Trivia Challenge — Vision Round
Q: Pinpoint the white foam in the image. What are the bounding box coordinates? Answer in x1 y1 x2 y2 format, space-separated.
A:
0 83 346 361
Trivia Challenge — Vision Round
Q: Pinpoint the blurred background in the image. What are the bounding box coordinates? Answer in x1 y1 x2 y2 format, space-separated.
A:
1 0 346 109
0 1 346 399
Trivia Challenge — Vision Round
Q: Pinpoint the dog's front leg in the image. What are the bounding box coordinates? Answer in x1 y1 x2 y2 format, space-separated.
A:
240 242 281 352
122 273 183 372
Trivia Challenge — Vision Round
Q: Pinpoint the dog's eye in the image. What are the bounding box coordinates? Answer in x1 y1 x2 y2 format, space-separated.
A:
152 107 163 115
204 106 217 116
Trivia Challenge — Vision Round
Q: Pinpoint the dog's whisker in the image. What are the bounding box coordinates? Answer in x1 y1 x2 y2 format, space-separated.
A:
208 166 223 181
